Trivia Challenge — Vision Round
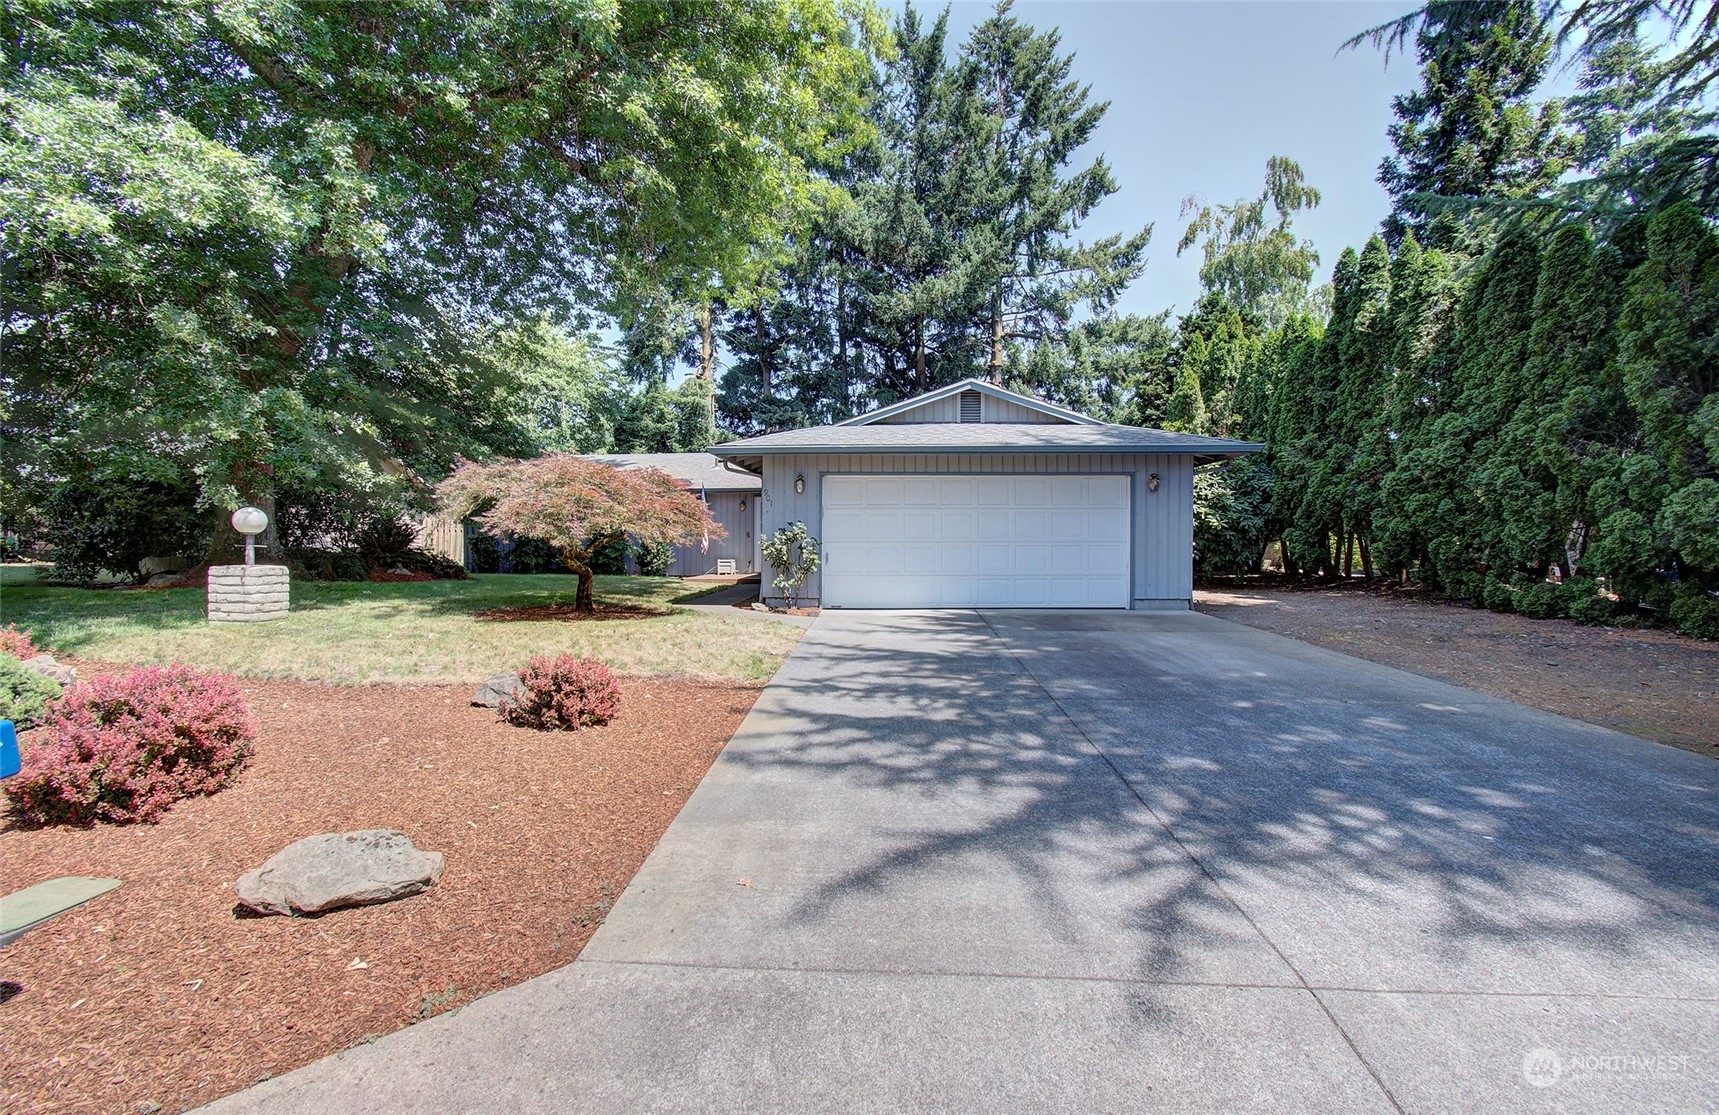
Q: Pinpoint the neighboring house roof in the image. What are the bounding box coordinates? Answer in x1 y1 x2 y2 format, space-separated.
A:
583 453 761 492
835 377 1102 427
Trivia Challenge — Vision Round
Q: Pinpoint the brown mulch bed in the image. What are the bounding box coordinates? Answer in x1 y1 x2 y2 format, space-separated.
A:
1195 581 1719 758
473 603 668 622
0 677 760 1114
366 569 435 583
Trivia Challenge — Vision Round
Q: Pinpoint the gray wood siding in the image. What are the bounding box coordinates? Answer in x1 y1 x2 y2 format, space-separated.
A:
758 453 1194 608
871 393 1066 424
982 396 1064 423
664 491 758 576
875 395 960 423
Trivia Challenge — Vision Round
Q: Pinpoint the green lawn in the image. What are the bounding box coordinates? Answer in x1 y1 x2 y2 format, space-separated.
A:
0 574 796 685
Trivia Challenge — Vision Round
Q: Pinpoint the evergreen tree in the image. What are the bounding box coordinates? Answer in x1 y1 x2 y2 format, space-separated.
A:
1162 340 1209 434
1616 201 1719 485
1335 236 1395 576
1372 0 1567 247
955 1 1151 385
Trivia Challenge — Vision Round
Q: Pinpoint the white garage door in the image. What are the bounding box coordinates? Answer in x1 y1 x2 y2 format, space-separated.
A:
821 475 1131 608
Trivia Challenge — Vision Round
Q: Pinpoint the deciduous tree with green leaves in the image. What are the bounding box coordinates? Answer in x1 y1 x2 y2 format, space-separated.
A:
3 0 878 558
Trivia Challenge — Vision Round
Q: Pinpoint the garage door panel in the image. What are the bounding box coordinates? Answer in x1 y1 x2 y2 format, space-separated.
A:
865 545 903 575
824 478 865 508
1050 477 1088 506
864 478 902 504
939 546 975 575
1010 579 1049 606
939 479 975 506
1050 509 1086 537
822 474 1130 609
903 511 939 540
1088 509 1129 541
1089 545 1128 574
903 544 940 572
902 477 939 505
939 512 975 541
1013 509 1048 540
1014 478 1049 506
1049 544 1086 574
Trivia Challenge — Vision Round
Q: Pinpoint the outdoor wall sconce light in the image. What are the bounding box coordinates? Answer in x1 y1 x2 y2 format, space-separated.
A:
738 498 747 512
795 474 806 494
231 505 269 565
1147 473 1160 493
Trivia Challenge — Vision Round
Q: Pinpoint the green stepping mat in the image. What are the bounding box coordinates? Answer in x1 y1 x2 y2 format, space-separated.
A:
1 877 121 947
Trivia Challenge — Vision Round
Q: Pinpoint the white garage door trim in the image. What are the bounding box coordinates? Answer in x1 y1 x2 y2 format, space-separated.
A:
821 474 1131 609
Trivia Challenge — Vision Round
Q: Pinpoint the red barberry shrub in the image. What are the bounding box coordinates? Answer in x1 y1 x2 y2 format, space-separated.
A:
6 666 256 826
0 624 39 659
503 654 621 731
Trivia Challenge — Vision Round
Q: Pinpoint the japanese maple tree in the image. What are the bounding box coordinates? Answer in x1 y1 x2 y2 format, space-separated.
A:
436 456 722 612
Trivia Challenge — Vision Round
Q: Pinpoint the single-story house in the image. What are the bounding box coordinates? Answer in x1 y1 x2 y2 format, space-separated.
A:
583 453 762 577
708 378 1261 610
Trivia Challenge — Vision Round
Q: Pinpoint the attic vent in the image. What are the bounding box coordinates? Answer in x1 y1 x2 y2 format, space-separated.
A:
958 390 983 423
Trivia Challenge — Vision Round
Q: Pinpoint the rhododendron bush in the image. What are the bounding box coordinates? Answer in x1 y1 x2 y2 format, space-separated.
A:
504 654 622 731
6 666 256 826
437 455 721 612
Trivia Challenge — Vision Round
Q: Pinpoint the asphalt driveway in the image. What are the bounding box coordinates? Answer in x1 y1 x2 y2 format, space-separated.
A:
204 610 1718 1113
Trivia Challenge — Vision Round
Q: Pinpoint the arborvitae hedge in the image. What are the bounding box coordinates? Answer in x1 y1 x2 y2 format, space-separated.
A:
1223 203 1719 639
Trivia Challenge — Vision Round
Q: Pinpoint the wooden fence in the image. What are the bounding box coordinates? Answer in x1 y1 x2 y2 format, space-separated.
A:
414 514 469 568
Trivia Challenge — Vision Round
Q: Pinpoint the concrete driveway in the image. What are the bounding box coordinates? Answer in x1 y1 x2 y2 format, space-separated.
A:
205 610 1718 1113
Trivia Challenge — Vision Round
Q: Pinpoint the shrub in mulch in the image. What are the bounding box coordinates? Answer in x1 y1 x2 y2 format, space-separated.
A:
6 665 256 826
502 654 622 731
0 654 62 727
1 622 41 658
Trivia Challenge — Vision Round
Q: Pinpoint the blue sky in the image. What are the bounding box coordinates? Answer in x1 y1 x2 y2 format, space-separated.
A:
925 0 1425 320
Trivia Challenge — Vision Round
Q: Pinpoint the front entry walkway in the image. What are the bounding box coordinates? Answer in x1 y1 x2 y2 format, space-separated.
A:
203 611 1718 1113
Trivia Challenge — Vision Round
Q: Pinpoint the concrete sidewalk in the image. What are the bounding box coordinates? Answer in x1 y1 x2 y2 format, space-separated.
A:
202 610 1719 1113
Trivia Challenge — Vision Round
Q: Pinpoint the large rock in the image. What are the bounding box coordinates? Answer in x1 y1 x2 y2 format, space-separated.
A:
139 555 189 578
235 829 443 917
21 655 76 688
472 672 524 708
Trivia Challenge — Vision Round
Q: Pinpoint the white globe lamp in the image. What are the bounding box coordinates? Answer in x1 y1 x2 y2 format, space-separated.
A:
231 506 269 565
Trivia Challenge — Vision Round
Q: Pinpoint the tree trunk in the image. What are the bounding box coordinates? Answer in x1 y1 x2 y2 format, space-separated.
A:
700 304 715 381
755 307 771 397
1341 529 1354 579
206 463 280 567
564 535 622 613
1359 537 1374 580
988 295 1006 384
1565 519 1586 578
915 318 927 393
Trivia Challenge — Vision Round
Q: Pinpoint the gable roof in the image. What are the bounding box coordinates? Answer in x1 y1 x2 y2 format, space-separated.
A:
836 378 1102 427
709 380 1263 470
583 453 761 492
710 423 1261 470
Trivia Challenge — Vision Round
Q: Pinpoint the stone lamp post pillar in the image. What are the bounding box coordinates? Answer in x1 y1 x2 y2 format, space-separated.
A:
208 506 289 624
